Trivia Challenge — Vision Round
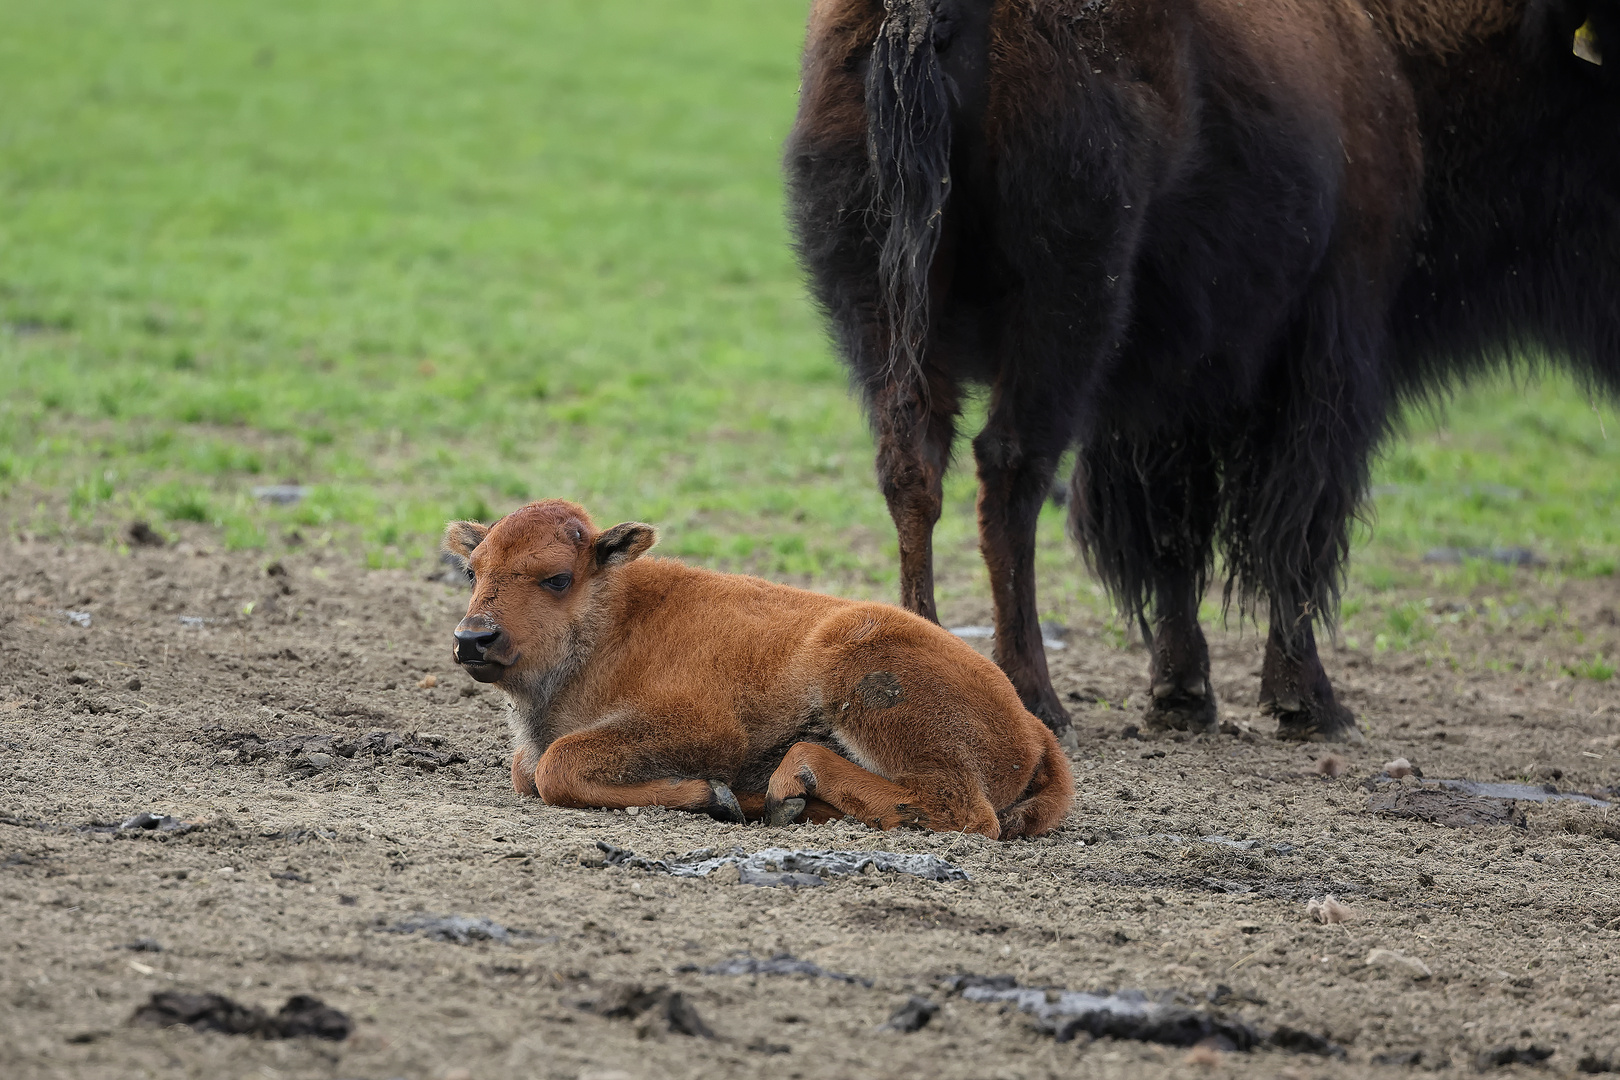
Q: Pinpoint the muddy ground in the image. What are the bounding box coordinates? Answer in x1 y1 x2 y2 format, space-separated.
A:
2 530 1618 1080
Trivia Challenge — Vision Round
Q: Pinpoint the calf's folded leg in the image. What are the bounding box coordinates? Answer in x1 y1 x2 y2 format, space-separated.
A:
732 791 845 825
763 742 1000 838
531 722 748 822
512 748 539 797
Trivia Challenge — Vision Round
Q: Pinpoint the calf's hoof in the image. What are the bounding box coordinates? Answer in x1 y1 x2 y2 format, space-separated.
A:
764 797 806 827
1144 680 1217 735
1269 699 1365 744
704 781 746 824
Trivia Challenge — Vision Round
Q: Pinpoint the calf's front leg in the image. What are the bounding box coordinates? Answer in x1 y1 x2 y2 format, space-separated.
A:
529 722 748 822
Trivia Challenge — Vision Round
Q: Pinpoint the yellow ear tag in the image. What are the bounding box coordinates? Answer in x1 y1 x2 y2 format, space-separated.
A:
1574 17 1602 65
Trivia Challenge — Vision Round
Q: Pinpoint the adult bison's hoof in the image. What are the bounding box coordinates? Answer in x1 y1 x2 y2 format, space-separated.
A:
1021 692 1072 736
1144 680 1218 735
764 797 806 827
704 781 746 823
1270 699 1365 744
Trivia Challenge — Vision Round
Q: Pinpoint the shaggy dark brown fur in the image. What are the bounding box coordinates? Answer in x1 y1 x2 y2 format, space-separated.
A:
786 0 1619 742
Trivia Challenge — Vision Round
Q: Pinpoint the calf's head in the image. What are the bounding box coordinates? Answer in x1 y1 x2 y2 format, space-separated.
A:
440 500 656 686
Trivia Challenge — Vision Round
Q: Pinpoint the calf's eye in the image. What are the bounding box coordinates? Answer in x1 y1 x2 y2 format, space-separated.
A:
540 573 573 591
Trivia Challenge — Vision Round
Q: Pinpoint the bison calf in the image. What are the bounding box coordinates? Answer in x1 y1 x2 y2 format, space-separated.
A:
442 500 1072 839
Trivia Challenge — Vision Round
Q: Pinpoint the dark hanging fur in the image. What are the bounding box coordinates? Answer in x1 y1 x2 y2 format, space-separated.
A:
787 0 1620 743
863 0 953 386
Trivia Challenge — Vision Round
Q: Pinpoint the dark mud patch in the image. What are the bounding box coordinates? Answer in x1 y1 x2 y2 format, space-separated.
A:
383 913 519 945
1366 787 1527 828
580 984 716 1039
130 991 352 1040
593 842 969 885
2 811 198 837
944 976 1342 1056
1475 1044 1556 1070
844 900 1011 936
687 952 871 986
878 995 938 1033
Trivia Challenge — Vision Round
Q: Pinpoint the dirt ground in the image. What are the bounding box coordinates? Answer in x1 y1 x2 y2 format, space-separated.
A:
2 529 1618 1080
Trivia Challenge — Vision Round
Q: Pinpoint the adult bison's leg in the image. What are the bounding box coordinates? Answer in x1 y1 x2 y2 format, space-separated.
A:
1261 611 1361 743
1224 331 1380 745
1071 432 1221 734
1145 570 1216 733
873 376 958 624
973 393 1071 731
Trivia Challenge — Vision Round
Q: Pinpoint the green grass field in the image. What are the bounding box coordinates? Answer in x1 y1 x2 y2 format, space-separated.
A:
3 0 1617 614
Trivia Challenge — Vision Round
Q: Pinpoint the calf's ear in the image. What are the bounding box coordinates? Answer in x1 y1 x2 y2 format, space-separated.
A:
441 520 490 578
594 522 656 567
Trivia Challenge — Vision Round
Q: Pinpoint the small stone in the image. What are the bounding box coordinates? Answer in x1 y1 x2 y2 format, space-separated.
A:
1306 894 1353 924
578 847 608 869
1365 948 1433 979
709 863 742 885
879 995 939 1033
125 676 142 691
417 674 437 689
304 752 333 770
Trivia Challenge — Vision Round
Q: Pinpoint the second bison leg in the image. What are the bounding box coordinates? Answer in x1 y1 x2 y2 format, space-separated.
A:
1262 611 1363 743
1071 429 1222 734
973 396 1071 732
873 378 958 624
1146 569 1216 734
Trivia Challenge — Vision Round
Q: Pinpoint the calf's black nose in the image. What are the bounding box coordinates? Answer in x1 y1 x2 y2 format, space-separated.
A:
454 628 501 663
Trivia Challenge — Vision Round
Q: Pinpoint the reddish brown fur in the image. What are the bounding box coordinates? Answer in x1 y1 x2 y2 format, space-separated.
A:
442 500 1073 839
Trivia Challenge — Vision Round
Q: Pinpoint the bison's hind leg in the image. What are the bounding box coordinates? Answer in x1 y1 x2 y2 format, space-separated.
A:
764 742 1000 838
1072 430 1222 737
1143 587 1217 736
1262 622 1365 743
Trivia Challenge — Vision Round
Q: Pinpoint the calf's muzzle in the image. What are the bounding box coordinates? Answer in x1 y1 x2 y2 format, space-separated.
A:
453 626 505 679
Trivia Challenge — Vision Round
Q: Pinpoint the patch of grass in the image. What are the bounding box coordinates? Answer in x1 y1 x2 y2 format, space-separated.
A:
1366 379 1620 572
0 0 1616 616
1564 656 1616 681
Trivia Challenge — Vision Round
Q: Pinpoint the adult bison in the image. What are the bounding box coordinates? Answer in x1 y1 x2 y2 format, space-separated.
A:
785 0 1620 742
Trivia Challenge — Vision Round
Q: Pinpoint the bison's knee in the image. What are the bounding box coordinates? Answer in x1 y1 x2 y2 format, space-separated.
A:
531 752 574 807
511 747 539 797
